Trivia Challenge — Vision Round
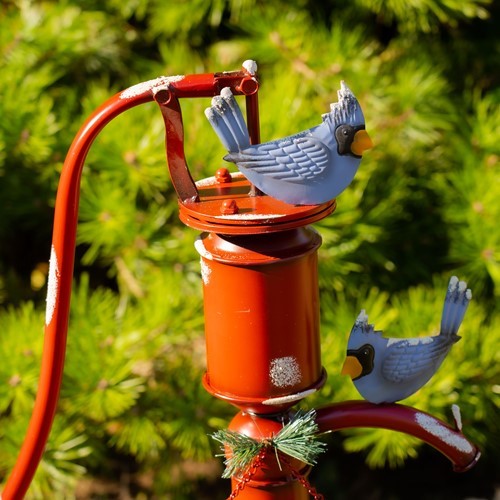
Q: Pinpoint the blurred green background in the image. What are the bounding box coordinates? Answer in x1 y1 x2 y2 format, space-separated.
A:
0 0 498 498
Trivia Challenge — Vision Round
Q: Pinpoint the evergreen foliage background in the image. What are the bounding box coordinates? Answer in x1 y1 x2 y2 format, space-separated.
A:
0 0 498 498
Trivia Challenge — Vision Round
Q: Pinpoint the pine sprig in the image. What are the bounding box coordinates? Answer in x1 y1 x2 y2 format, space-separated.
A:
211 410 327 479
212 429 264 479
272 410 327 466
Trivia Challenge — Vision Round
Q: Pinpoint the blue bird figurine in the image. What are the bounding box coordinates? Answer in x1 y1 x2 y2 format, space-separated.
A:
341 276 472 404
204 83 373 205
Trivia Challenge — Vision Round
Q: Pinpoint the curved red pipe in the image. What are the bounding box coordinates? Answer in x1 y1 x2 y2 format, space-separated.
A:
315 401 480 472
2 90 152 500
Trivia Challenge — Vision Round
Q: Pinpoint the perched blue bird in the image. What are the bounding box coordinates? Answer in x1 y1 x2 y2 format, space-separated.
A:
204 83 372 205
341 276 472 404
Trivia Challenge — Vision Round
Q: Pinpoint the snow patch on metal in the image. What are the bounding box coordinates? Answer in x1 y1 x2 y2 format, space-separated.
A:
452 404 463 431
243 60 258 75
387 336 434 347
214 213 284 220
195 172 244 187
269 356 302 388
200 258 212 286
45 245 60 326
194 238 213 261
415 412 473 453
263 388 316 406
195 175 217 187
356 309 369 324
119 75 185 99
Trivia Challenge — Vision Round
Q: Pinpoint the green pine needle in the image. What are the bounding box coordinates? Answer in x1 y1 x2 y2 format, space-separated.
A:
212 429 264 479
273 409 327 466
211 410 327 479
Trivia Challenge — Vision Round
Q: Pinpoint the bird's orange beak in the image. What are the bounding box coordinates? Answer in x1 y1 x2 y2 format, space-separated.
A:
341 355 363 379
351 129 373 156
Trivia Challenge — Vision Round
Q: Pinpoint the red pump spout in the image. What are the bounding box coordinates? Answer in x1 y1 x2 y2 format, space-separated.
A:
315 401 480 472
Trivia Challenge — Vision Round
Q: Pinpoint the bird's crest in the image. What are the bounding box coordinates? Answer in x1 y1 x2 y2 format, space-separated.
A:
354 309 381 336
323 81 364 129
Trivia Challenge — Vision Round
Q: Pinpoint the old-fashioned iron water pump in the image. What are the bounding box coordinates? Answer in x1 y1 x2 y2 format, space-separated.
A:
2 62 480 499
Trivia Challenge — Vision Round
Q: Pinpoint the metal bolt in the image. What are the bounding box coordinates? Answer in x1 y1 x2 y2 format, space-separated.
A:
221 199 239 215
215 168 232 184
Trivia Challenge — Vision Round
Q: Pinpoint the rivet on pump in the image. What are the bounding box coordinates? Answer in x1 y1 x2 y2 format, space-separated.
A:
221 199 239 215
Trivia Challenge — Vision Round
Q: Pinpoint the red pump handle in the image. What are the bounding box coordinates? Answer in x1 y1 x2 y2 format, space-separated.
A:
2 64 259 499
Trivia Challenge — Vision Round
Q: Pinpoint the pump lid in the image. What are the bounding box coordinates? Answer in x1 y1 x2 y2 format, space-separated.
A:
178 171 335 234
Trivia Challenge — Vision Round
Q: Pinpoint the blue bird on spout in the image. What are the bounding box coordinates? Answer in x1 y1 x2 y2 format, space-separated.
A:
342 276 472 404
204 83 373 205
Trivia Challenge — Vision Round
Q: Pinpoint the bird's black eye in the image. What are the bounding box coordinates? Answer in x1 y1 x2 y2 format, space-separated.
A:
346 343 375 380
358 345 374 365
335 124 356 156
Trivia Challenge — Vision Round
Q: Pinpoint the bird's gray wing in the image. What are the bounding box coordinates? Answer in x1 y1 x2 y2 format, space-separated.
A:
381 336 453 383
225 136 330 184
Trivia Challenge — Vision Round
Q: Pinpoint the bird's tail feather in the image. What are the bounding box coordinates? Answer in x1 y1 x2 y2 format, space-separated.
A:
204 87 251 153
440 276 472 337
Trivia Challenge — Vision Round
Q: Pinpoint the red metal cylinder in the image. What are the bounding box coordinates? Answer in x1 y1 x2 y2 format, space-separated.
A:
196 227 326 414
